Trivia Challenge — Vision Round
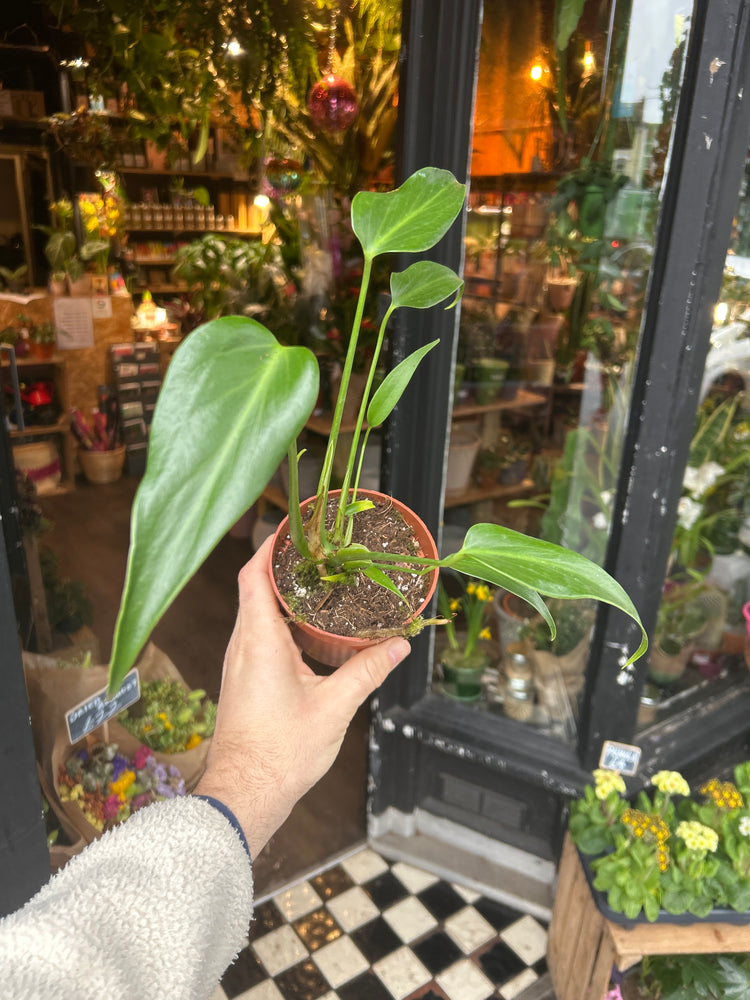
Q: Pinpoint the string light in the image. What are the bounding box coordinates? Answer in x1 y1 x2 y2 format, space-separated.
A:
583 41 596 74
530 62 543 82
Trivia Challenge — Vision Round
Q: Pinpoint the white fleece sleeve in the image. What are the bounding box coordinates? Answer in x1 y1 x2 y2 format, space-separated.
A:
0 795 255 1000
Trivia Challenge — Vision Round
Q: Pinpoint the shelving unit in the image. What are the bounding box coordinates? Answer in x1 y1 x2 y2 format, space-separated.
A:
3 353 76 492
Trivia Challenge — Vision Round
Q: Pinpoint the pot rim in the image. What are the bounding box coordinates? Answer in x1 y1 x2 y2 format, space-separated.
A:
268 489 439 666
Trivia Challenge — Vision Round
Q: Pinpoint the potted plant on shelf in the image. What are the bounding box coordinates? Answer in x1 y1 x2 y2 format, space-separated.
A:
648 579 711 685
567 763 750 923
105 167 647 694
29 321 57 360
436 577 495 700
37 199 77 296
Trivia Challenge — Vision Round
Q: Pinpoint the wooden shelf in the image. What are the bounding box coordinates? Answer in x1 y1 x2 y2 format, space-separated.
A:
452 388 548 418
133 284 187 295
118 166 252 181
10 415 70 440
444 477 535 509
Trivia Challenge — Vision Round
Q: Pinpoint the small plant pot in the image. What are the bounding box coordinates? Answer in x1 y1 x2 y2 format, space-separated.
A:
647 640 695 685
523 359 556 385
78 446 126 485
439 647 489 701
68 273 92 296
269 489 439 668
474 358 510 405
547 277 578 311
30 341 55 360
446 428 482 496
499 458 529 485
49 278 67 297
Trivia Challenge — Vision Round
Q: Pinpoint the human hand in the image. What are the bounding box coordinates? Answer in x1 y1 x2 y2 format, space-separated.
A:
193 536 411 857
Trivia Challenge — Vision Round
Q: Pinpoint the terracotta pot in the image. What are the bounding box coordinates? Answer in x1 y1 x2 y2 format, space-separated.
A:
547 277 578 312
269 490 439 668
30 341 55 360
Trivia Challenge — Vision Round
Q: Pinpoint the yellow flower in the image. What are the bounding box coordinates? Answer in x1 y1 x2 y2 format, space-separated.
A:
651 770 690 797
449 599 460 612
475 584 491 602
466 582 477 595
478 627 491 640
110 770 136 797
185 733 202 750
676 820 719 853
593 769 626 800
701 779 743 810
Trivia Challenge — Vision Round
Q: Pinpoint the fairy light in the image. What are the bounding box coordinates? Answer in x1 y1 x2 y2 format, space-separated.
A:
530 62 543 82
583 41 595 74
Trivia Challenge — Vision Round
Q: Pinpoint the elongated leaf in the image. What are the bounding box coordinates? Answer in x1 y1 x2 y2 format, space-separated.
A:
445 523 647 665
389 261 464 311
352 168 466 257
556 0 587 51
108 317 318 694
367 340 439 427
362 565 405 600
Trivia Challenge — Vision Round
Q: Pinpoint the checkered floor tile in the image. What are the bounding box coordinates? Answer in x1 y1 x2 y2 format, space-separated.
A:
216 847 548 1000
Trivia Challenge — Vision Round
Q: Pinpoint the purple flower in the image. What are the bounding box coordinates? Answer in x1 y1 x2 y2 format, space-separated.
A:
111 753 129 779
131 793 153 812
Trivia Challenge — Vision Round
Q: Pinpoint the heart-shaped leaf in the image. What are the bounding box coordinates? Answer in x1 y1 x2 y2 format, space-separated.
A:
389 260 464 311
352 167 466 258
108 317 318 694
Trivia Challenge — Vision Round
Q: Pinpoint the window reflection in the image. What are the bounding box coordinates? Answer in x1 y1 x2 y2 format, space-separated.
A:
436 0 696 737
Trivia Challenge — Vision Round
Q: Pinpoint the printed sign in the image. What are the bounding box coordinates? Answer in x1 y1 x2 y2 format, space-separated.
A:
65 669 140 744
599 739 641 776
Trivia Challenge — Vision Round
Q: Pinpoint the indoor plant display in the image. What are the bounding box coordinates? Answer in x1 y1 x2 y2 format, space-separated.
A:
37 198 76 294
568 764 750 923
105 167 647 694
649 579 711 684
29 321 57 360
436 577 495 700
116 679 216 753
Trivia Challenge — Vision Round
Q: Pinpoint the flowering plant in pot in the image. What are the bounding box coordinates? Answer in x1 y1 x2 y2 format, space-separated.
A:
105 167 647 694
436 577 495 700
569 764 750 923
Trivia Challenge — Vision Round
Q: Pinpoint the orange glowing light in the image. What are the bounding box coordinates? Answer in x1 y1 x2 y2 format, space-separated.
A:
530 63 543 82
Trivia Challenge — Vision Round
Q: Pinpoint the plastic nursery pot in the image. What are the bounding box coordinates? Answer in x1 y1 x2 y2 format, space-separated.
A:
269 489 439 668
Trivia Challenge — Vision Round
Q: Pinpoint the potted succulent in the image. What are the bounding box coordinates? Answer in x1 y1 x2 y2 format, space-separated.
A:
436 577 495 700
105 168 647 694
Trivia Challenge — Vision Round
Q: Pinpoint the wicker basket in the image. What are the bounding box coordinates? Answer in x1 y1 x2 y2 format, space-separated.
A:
78 445 126 484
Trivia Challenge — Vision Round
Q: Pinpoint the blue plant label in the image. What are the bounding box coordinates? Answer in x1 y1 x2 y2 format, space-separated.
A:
599 740 641 776
65 669 140 744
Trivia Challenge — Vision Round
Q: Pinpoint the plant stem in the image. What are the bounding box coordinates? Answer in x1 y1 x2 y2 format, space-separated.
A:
308 255 374 558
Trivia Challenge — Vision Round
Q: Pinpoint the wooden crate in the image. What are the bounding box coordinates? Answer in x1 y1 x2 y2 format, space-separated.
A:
547 834 750 1000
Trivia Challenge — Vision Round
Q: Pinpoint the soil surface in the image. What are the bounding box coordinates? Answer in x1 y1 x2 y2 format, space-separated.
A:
272 495 434 638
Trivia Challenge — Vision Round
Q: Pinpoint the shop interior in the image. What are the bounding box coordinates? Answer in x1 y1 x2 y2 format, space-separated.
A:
3 0 750 995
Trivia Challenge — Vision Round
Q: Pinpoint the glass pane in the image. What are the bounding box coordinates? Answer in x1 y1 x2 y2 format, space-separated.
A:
435 0 694 739
636 158 750 731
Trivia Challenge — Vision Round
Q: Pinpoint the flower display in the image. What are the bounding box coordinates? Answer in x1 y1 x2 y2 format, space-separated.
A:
58 741 185 832
569 761 750 921
437 577 495 670
117 679 216 753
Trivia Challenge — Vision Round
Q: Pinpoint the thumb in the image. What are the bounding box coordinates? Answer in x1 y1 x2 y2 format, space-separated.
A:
322 637 411 718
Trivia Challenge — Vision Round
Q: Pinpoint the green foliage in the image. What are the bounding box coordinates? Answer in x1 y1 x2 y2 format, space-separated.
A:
106 168 647 695
117 679 216 753
521 597 594 656
40 547 93 634
172 234 287 321
641 954 750 1000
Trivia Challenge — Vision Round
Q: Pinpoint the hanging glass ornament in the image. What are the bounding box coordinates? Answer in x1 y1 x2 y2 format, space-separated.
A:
307 74 358 132
265 157 304 196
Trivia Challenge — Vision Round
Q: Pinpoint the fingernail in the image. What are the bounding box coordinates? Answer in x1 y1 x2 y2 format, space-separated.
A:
388 638 411 665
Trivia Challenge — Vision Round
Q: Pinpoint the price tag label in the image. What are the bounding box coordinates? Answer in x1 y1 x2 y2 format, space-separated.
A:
599 739 641 776
65 669 140 744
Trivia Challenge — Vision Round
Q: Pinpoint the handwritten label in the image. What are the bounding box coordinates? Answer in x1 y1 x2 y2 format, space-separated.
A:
599 740 641 776
65 669 140 744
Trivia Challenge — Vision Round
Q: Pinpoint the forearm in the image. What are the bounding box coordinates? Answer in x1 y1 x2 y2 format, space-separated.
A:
0 796 254 1000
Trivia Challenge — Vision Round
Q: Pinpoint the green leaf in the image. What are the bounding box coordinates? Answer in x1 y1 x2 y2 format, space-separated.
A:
445 523 648 665
352 167 466 258
107 317 318 695
367 340 439 427
361 565 406 600
555 0 587 50
389 261 464 312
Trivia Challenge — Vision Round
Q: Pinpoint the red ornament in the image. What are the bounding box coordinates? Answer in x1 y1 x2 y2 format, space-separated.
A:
307 74 359 132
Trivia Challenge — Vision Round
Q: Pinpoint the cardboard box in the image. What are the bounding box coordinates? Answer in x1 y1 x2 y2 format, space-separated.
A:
0 89 45 119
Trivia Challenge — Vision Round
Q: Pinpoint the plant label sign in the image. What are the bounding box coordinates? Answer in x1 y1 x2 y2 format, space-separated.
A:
65 669 140 744
599 739 641 776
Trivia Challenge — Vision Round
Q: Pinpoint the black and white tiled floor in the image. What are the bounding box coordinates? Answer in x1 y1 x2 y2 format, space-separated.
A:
215 846 549 1000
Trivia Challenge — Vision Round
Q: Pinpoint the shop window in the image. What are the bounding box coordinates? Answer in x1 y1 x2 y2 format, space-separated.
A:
434 0 696 737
